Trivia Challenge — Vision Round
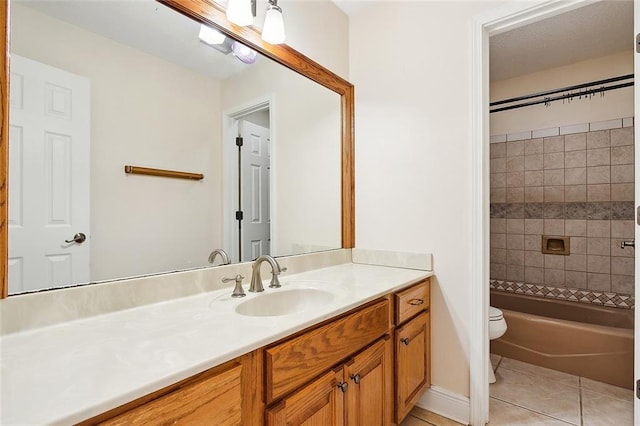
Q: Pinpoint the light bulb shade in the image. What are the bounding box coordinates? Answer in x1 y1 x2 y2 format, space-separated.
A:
232 41 258 64
261 5 286 44
226 0 253 26
199 25 226 45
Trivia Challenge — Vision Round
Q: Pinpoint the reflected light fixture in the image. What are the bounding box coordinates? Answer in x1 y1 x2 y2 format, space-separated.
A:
262 0 286 44
198 25 226 45
225 0 254 27
232 41 258 64
225 0 287 45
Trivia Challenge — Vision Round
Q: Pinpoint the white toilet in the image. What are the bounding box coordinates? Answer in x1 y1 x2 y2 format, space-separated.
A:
488 306 507 383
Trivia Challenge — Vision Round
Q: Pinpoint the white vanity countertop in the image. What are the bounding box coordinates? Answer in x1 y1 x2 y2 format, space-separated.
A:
0 263 432 425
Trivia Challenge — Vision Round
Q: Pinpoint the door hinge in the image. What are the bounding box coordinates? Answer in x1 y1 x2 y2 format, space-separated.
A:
636 379 640 399
637 206 640 226
236 136 244 147
236 211 243 221
637 34 640 53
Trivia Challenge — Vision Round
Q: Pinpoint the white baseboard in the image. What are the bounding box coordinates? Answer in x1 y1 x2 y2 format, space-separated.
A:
416 386 470 425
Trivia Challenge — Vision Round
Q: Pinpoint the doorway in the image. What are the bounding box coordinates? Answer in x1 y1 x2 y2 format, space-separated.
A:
222 98 273 263
470 1 638 425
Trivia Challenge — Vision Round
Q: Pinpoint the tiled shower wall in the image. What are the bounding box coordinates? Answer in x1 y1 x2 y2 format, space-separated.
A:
489 123 634 299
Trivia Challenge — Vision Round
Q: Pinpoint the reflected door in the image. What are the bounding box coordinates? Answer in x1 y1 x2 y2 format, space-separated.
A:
8 54 91 293
240 120 270 261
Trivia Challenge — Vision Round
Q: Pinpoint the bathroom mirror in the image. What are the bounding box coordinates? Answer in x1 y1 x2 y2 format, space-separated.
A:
0 0 355 297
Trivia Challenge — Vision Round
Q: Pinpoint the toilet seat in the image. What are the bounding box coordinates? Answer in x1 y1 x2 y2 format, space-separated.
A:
489 306 503 321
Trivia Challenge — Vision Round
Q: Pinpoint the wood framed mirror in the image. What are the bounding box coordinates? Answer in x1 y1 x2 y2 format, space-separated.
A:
0 0 354 298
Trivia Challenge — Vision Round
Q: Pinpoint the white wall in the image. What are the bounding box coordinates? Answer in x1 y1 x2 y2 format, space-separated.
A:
252 0 350 79
350 1 501 398
221 58 342 257
491 51 633 135
11 4 222 281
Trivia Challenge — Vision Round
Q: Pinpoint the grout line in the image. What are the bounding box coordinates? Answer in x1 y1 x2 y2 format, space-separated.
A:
494 355 503 372
578 377 584 426
490 397 578 425
494 362 580 389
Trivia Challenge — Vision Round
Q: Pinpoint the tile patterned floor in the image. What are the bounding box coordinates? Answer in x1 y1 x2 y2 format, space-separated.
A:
400 355 634 426
490 355 633 425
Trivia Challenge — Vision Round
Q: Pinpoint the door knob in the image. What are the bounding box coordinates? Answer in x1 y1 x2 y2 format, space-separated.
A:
65 233 86 244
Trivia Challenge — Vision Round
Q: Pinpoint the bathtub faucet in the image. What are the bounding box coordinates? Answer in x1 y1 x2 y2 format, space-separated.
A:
620 240 635 249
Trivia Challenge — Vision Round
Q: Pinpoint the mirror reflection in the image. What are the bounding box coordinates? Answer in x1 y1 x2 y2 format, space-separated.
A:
7 0 341 295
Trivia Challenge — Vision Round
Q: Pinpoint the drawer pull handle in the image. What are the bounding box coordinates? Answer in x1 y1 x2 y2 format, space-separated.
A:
408 298 424 306
350 373 361 384
337 382 349 393
400 337 410 346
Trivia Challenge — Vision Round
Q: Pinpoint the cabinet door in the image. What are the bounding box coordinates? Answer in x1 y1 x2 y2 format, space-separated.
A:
395 311 430 423
266 368 345 426
344 336 393 426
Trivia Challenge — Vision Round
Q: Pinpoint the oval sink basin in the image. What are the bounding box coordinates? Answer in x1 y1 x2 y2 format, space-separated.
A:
235 288 333 317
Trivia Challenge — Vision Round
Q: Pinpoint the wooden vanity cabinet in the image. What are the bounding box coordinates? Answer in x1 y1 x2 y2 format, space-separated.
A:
83 278 431 426
265 299 394 425
266 336 393 426
344 336 394 425
266 367 345 425
394 279 431 423
83 351 263 426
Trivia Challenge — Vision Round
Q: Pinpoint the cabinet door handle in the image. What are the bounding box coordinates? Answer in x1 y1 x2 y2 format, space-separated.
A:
350 373 361 384
400 337 410 346
408 298 424 306
337 381 348 393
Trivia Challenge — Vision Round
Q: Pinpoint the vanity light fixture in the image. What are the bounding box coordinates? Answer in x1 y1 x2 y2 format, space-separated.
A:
261 0 286 44
232 41 258 64
198 25 226 45
225 0 287 45
225 0 254 26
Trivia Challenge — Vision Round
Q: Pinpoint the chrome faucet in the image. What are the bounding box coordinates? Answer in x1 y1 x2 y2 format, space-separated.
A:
249 255 286 292
208 249 231 266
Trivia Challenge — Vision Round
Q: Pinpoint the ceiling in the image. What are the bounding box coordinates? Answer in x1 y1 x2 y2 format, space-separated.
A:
21 1 635 83
332 0 372 17
333 1 633 82
16 0 254 80
490 0 634 81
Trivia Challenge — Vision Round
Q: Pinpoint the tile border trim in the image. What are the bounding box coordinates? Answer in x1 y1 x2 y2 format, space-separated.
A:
489 279 634 309
491 117 634 143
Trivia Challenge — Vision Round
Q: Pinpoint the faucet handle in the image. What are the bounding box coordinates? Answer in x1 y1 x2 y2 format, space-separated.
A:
222 274 246 298
269 272 282 288
268 260 286 289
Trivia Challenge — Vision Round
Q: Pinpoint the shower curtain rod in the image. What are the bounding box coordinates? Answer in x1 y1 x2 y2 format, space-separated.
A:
490 74 634 113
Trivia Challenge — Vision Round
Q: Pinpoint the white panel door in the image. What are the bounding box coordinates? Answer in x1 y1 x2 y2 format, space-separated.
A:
240 120 270 261
8 54 90 293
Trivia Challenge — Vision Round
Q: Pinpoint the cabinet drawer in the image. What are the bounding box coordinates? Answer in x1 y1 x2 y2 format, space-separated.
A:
395 279 430 325
101 363 243 425
265 299 390 403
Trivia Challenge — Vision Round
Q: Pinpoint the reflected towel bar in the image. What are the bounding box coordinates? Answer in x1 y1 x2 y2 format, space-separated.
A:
124 165 204 181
